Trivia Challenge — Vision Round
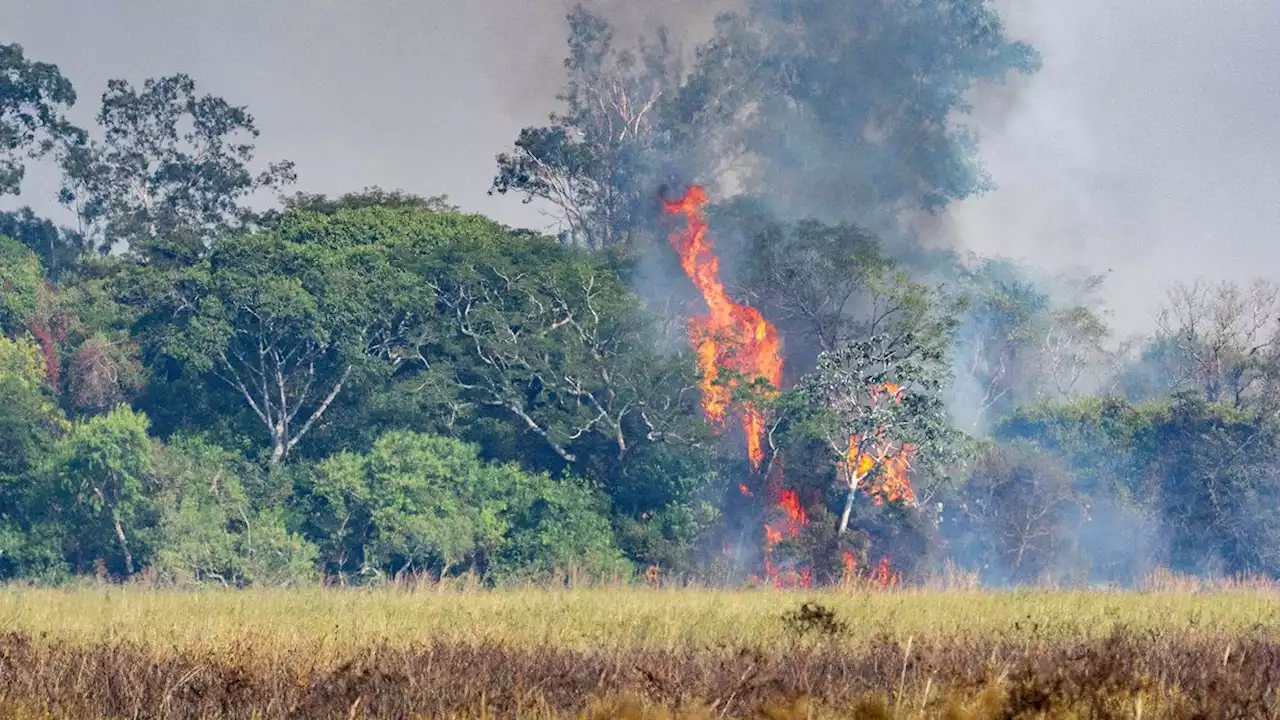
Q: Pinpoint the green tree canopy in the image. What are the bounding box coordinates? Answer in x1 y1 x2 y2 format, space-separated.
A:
45 405 154 577
0 235 42 335
58 73 295 258
0 43 80 196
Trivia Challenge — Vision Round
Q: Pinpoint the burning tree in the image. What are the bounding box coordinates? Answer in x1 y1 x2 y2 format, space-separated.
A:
663 184 813 584
799 327 963 536
662 183 971 584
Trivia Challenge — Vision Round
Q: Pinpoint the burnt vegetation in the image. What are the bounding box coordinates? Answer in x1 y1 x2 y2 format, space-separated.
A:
2 623 1280 718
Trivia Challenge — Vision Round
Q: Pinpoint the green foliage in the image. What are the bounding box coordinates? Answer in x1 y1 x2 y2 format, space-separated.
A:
0 235 42 334
4 22 1280 588
149 436 317 586
491 464 631 582
122 207 431 462
57 73 294 257
994 393 1280 580
0 335 67 578
0 333 62 473
710 200 893 360
792 283 966 495
1142 395 1280 576
0 43 81 196
999 396 1160 501
299 431 627 583
273 187 458 217
45 405 154 576
406 226 701 466
491 6 677 251
496 0 1041 257
949 259 1111 432
0 208 87 283
682 0 1041 224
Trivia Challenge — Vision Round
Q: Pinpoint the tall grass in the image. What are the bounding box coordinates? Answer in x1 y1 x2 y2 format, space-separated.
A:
1 584 1278 653
1 584 1279 717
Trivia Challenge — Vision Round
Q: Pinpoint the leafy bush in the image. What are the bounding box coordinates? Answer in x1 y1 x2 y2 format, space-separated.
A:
298 431 627 583
150 436 317 586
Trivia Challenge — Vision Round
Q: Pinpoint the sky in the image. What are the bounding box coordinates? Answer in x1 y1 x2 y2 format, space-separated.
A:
2 0 1278 335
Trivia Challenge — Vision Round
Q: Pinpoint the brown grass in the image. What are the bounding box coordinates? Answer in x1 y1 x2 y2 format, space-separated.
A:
0 624 1278 717
1 586 1279 718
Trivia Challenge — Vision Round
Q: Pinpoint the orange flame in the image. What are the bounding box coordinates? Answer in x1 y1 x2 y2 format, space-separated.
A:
663 185 783 470
873 446 916 505
665 184 808 587
871 557 901 587
759 460 812 588
845 441 917 506
839 383 918 507
774 489 807 535
840 551 899 588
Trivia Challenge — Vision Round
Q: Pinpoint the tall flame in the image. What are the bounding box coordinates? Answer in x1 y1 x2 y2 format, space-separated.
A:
662 185 783 469
664 185 807 587
663 187 918 588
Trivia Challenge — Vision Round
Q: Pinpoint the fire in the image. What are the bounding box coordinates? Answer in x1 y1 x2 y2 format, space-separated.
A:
839 382 918 507
846 439 916 506
662 191 920 587
872 446 916 505
662 185 783 470
871 557 901 586
842 550 857 579
840 550 900 588
665 184 810 586
760 459 811 588
773 489 807 535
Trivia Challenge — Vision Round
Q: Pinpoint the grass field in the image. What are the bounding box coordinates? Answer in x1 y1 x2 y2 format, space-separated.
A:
1 583 1279 718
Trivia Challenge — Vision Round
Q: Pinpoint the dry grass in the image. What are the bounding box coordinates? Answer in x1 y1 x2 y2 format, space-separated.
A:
0 584 1278 718
0 583 1276 652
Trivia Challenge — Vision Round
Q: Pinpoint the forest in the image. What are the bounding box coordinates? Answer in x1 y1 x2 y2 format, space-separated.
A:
2 2 1279 590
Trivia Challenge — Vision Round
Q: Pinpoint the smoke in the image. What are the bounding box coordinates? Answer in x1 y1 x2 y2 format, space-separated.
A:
4 0 1275 330
938 0 1280 336
554 0 737 47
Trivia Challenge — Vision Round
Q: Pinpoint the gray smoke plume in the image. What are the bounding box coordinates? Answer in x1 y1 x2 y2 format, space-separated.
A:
3 0 1275 330
938 0 1280 335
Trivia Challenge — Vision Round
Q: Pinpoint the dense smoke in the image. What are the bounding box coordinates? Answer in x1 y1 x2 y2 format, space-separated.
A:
936 0 1280 335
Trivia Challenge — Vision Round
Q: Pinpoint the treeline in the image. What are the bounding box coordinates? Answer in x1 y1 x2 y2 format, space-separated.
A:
2 4 1279 586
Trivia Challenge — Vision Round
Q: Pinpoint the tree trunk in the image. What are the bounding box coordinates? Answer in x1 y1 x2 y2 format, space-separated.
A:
838 487 856 535
272 365 353 465
270 438 287 464
112 509 134 576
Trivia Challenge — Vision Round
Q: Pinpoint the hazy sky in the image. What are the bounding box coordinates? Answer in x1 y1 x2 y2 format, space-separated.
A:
2 0 1278 334
947 0 1280 333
